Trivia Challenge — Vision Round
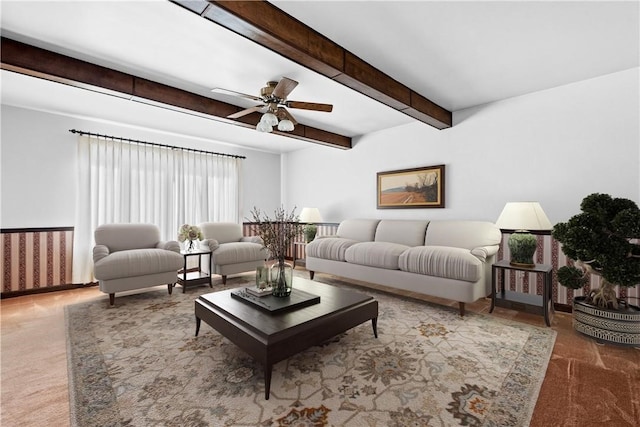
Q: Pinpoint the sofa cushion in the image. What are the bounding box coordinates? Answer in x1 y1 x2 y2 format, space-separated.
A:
375 220 430 247
306 237 359 262
336 219 380 242
94 248 183 280
399 246 483 282
345 242 410 270
212 242 266 265
425 221 501 250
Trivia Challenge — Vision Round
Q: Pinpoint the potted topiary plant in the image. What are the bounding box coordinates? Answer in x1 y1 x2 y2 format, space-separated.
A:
552 193 640 345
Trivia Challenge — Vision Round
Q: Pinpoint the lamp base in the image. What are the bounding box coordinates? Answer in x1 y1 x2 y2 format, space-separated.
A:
507 231 537 268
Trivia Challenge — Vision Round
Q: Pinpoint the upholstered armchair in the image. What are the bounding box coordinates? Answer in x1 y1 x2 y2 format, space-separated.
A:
199 222 267 284
93 223 184 306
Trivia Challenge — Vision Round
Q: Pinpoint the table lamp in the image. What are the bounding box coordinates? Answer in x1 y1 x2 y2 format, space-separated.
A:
299 207 323 242
495 202 552 267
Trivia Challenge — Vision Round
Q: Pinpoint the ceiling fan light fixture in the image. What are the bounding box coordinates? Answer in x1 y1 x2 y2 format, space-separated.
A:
256 121 272 133
260 112 278 126
219 78 332 134
277 119 295 132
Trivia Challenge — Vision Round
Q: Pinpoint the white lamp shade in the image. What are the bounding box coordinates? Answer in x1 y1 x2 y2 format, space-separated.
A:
277 119 294 131
256 121 272 133
495 202 552 231
260 112 278 126
299 207 323 223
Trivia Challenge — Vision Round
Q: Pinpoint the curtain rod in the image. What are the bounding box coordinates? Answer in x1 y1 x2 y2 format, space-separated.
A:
69 129 246 159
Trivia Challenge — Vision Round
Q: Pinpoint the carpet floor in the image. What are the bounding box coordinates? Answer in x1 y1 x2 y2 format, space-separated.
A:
65 276 556 426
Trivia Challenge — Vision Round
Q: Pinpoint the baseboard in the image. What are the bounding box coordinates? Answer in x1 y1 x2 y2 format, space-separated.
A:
1 282 98 299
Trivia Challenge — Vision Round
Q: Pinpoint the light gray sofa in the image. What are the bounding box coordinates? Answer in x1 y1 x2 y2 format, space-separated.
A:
306 219 502 316
199 222 268 284
93 223 184 306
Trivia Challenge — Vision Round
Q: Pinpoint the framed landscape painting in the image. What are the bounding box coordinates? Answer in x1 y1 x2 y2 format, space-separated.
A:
377 164 445 209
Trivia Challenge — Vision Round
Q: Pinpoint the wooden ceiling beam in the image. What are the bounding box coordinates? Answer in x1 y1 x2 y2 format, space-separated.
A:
175 0 452 130
0 37 351 149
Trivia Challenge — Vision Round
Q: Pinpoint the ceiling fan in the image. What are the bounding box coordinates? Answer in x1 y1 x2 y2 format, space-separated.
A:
212 77 333 133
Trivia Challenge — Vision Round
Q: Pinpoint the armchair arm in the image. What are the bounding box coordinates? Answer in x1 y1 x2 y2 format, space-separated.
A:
93 244 110 263
202 239 220 252
241 236 264 245
157 240 181 253
471 245 499 262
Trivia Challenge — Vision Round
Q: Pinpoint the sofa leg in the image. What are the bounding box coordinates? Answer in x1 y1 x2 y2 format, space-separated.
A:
167 283 173 295
109 293 115 306
222 275 227 285
458 302 465 317
309 271 315 280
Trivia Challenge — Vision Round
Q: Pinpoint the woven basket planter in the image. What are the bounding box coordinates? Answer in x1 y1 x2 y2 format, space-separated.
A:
573 296 640 346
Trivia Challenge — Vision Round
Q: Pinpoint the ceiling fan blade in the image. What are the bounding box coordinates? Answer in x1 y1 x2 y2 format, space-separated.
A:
227 105 264 119
212 87 263 102
272 77 299 99
286 101 333 112
278 107 298 125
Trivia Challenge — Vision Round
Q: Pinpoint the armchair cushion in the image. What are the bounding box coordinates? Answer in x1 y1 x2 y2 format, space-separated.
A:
94 248 183 281
211 242 266 265
199 222 243 244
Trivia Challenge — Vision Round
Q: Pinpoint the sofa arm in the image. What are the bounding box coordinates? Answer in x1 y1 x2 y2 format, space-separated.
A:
241 236 264 245
157 240 181 253
316 234 336 239
93 245 110 263
203 238 220 252
471 245 499 262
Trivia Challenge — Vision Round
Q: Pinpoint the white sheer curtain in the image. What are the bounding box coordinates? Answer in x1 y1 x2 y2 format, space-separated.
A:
72 134 242 283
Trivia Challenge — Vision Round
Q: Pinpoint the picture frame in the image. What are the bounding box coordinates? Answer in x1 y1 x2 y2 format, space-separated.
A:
377 164 445 209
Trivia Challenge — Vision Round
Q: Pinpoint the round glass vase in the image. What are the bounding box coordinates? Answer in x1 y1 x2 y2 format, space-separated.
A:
269 260 293 297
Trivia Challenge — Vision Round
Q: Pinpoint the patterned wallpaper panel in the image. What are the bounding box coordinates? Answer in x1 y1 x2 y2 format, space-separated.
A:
1 228 74 294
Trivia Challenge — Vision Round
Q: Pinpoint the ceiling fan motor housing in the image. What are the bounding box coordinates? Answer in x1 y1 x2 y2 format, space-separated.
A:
260 81 279 100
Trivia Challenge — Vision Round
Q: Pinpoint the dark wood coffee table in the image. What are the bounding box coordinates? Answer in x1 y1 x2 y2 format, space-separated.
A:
195 277 378 399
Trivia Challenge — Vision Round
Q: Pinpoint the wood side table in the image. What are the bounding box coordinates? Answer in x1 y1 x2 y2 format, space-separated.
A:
177 249 213 293
490 259 553 326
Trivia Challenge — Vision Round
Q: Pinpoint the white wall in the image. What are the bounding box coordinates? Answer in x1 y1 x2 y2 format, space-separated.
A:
3 68 638 229
285 68 640 224
0 105 282 228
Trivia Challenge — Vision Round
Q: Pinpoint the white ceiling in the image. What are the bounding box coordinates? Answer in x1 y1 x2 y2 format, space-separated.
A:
1 0 638 153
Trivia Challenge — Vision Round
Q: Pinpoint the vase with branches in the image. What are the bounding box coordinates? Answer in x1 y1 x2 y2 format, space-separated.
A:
250 206 301 297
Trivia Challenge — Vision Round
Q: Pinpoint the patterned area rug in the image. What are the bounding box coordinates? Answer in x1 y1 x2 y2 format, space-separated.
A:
66 275 556 426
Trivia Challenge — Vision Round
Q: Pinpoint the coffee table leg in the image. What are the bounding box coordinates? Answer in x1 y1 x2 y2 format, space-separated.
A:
264 364 273 400
372 317 378 338
195 317 201 337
